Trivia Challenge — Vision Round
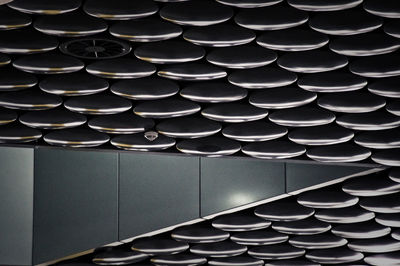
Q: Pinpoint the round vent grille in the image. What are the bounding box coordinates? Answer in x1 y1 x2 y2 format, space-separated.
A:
59 38 131 59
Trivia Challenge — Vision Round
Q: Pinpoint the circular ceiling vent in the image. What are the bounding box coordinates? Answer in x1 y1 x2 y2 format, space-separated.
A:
59 38 131 59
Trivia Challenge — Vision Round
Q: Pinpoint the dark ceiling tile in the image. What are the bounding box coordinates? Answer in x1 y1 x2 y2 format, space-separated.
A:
43 128 109 148
0 28 58 54
354 128 400 149
332 220 391 239
288 0 362 11
249 86 317 109
202 103 268 123
315 206 375 224
180 82 248 103
297 188 359 209
234 5 308 31
306 143 371 163
134 99 200 119
64 95 132 115
83 0 158 20
317 92 386 113
386 100 400 116
254 200 314 222
39 72 109 96
329 32 400 57
171 225 230 243
33 11 108 37
0 122 41 143
385 19 400 39
131 237 189 256
160 0 233 26
297 71 367 93
13 53 84 74
309 10 383 36
19 108 86 129
0 107 16 125
359 193 400 213
230 230 288 246
349 54 400 78
364 252 400 266
288 124 354 146
208 256 264 266
109 19 182 42
206 45 277 69
0 67 37 91
156 117 222 139
111 132 175 151
289 233 347 249
88 113 154 135
268 107 336 127
363 0 400 18
256 28 328 51
176 136 241 157
158 63 227 81
222 121 287 142
368 76 400 98
343 174 400 197
92 248 148 265
156 117 221 139
183 24 255 47
336 110 400 131
0 5 31 30
371 149 400 167
247 244 305 260
86 58 155 79
111 77 179 101
134 40 205 64
228 67 297 89
277 50 348 73
0 89 62 110
150 253 207 266
348 236 400 253
8 0 81 15
190 241 247 257
376 213 400 227
215 0 282 8
305 247 363 264
241 140 306 159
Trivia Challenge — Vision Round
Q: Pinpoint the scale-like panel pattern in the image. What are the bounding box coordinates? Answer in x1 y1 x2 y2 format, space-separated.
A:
53 169 400 265
0 0 399 166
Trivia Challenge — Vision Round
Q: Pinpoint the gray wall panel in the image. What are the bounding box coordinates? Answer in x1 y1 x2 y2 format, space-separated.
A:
119 153 199 240
0 147 34 266
201 157 285 217
33 148 118 264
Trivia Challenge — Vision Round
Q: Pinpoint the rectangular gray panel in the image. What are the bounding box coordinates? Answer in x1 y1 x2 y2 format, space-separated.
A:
286 162 373 193
0 147 34 266
33 148 118 264
119 153 199 240
201 157 285 217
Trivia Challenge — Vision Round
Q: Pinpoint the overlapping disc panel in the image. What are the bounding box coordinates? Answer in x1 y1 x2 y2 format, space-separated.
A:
53 168 400 266
0 0 400 165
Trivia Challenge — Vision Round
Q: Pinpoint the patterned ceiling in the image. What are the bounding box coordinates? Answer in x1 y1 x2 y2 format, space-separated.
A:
53 168 400 265
0 0 399 166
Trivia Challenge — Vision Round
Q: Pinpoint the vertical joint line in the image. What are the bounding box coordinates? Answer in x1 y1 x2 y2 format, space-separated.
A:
198 157 201 218
117 152 120 241
284 162 287 194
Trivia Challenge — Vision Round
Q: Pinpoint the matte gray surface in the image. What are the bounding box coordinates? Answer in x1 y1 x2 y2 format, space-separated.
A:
119 153 200 239
201 157 285 216
0 147 33 266
33 148 118 264
286 163 372 193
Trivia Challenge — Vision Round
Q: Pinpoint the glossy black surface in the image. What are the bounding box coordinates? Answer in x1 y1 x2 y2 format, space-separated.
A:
0 0 398 167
